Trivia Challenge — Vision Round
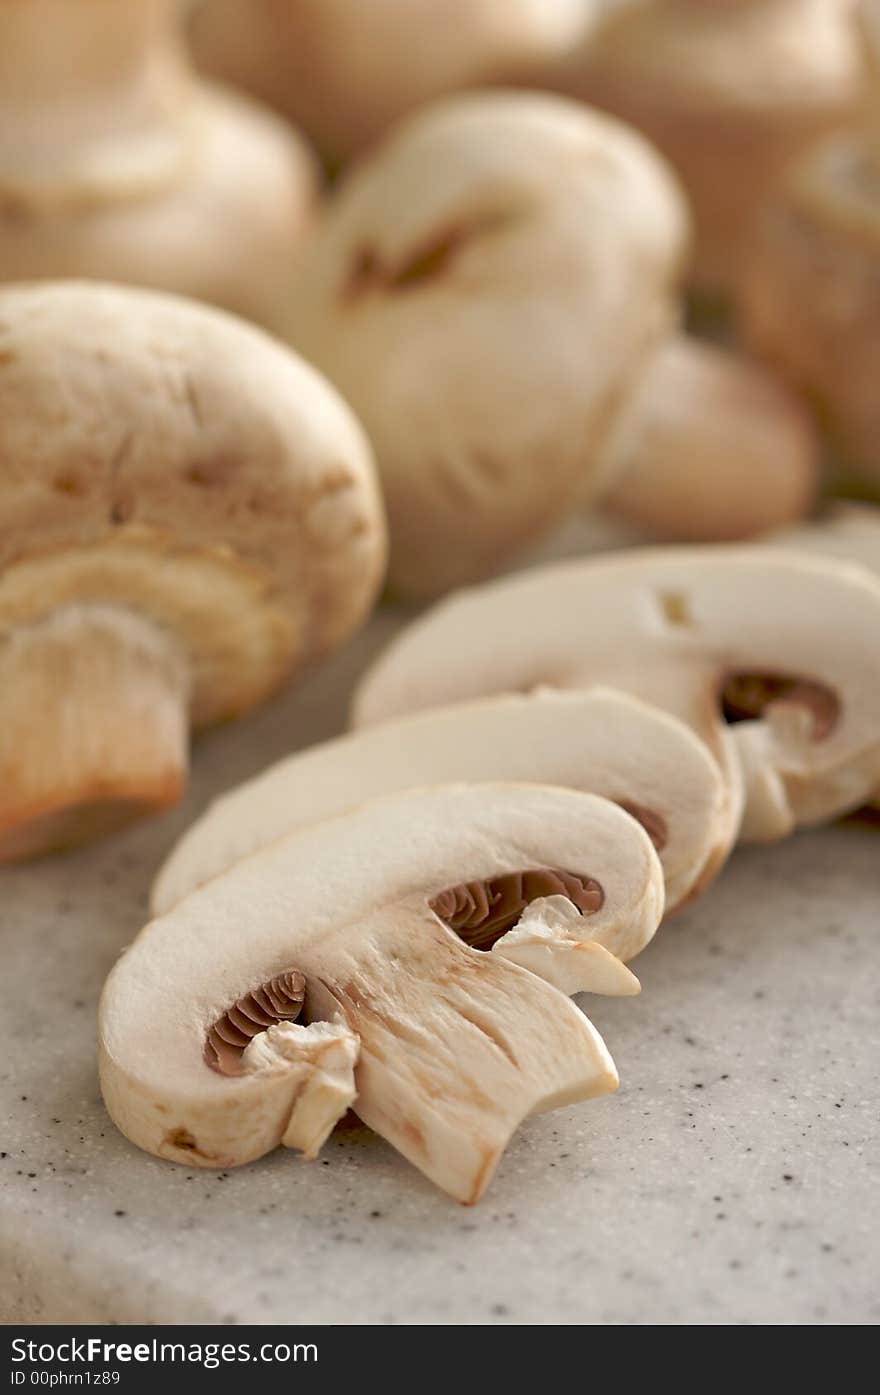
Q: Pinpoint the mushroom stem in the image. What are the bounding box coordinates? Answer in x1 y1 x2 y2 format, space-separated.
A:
0 0 189 203
597 336 818 542
0 602 190 860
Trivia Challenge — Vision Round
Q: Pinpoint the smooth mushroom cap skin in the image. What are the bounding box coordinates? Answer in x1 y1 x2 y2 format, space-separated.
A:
152 686 728 918
598 337 819 542
189 0 589 164
0 0 317 332
100 783 664 1203
0 281 386 715
542 0 861 291
0 281 385 857
285 91 689 597
352 547 880 844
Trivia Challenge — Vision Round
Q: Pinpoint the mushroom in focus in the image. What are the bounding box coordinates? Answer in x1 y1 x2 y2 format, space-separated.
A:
100 783 665 1203
741 0 880 486
0 0 316 332
152 686 728 915
0 281 386 860
353 546 880 850
286 91 818 598
188 0 588 166
540 0 862 296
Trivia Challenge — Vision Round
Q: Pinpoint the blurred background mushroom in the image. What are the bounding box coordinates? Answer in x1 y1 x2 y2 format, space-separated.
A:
0 0 316 331
188 0 590 168
534 0 864 301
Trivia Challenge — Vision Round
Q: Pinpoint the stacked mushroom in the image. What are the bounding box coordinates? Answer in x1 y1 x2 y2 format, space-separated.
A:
0 281 386 860
97 540 880 1202
538 0 862 296
284 91 818 598
0 0 316 331
741 0 880 486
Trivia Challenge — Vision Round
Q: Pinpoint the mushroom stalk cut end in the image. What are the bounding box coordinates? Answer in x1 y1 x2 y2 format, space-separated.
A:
0 601 190 860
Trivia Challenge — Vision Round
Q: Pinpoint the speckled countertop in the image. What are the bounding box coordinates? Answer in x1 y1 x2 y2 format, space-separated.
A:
1 613 878 1326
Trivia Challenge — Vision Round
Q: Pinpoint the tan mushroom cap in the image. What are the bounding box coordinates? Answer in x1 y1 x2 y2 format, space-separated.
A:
189 0 588 164
0 0 317 332
0 281 385 859
285 91 688 597
353 546 880 848
152 686 727 918
543 0 861 292
597 337 818 542
100 783 664 1204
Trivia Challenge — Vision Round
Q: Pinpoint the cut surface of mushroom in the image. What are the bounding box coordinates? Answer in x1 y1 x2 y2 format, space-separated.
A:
286 91 688 596
189 0 588 164
152 687 727 918
99 783 664 1203
0 0 316 330
541 0 861 293
353 546 880 848
0 281 385 859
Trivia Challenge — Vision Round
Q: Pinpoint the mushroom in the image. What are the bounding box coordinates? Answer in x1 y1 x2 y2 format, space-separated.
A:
152 686 728 916
771 502 880 811
286 91 817 597
352 547 880 849
741 1 880 484
188 0 588 166
540 0 862 296
100 783 664 1203
0 0 316 332
0 281 385 861
595 337 817 542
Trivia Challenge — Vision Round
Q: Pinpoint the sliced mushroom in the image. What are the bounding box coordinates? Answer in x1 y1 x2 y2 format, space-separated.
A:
152 687 727 917
100 783 664 1203
771 503 880 812
540 0 861 294
286 91 817 597
0 281 385 860
189 0 587 165
353 547 880 849
0 0 316 331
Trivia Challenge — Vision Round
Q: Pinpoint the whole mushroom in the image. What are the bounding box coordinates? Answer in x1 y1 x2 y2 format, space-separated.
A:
741 0 880 485
353 547 880 851
286 91 818 598
0 281 386 861
0 0 316 332
152 686 729 916
101 783 665 1202
188 0 588 166
541 0 862 296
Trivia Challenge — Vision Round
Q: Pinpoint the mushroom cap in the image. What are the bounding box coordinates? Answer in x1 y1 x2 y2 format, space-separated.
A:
190 0 589 162
563 0 860 114
285 90 688 596
598 336 818 542
0 281 386 724
152 686 727 918
352 546 880 842
101 782 664 1202
0 1 317 331
544 0 861 290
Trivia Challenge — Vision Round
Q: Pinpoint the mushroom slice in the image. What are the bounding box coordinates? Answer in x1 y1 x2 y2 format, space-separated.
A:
0 281 385 860
352 547 880 849
152 687 727 917
100 784 664 1203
